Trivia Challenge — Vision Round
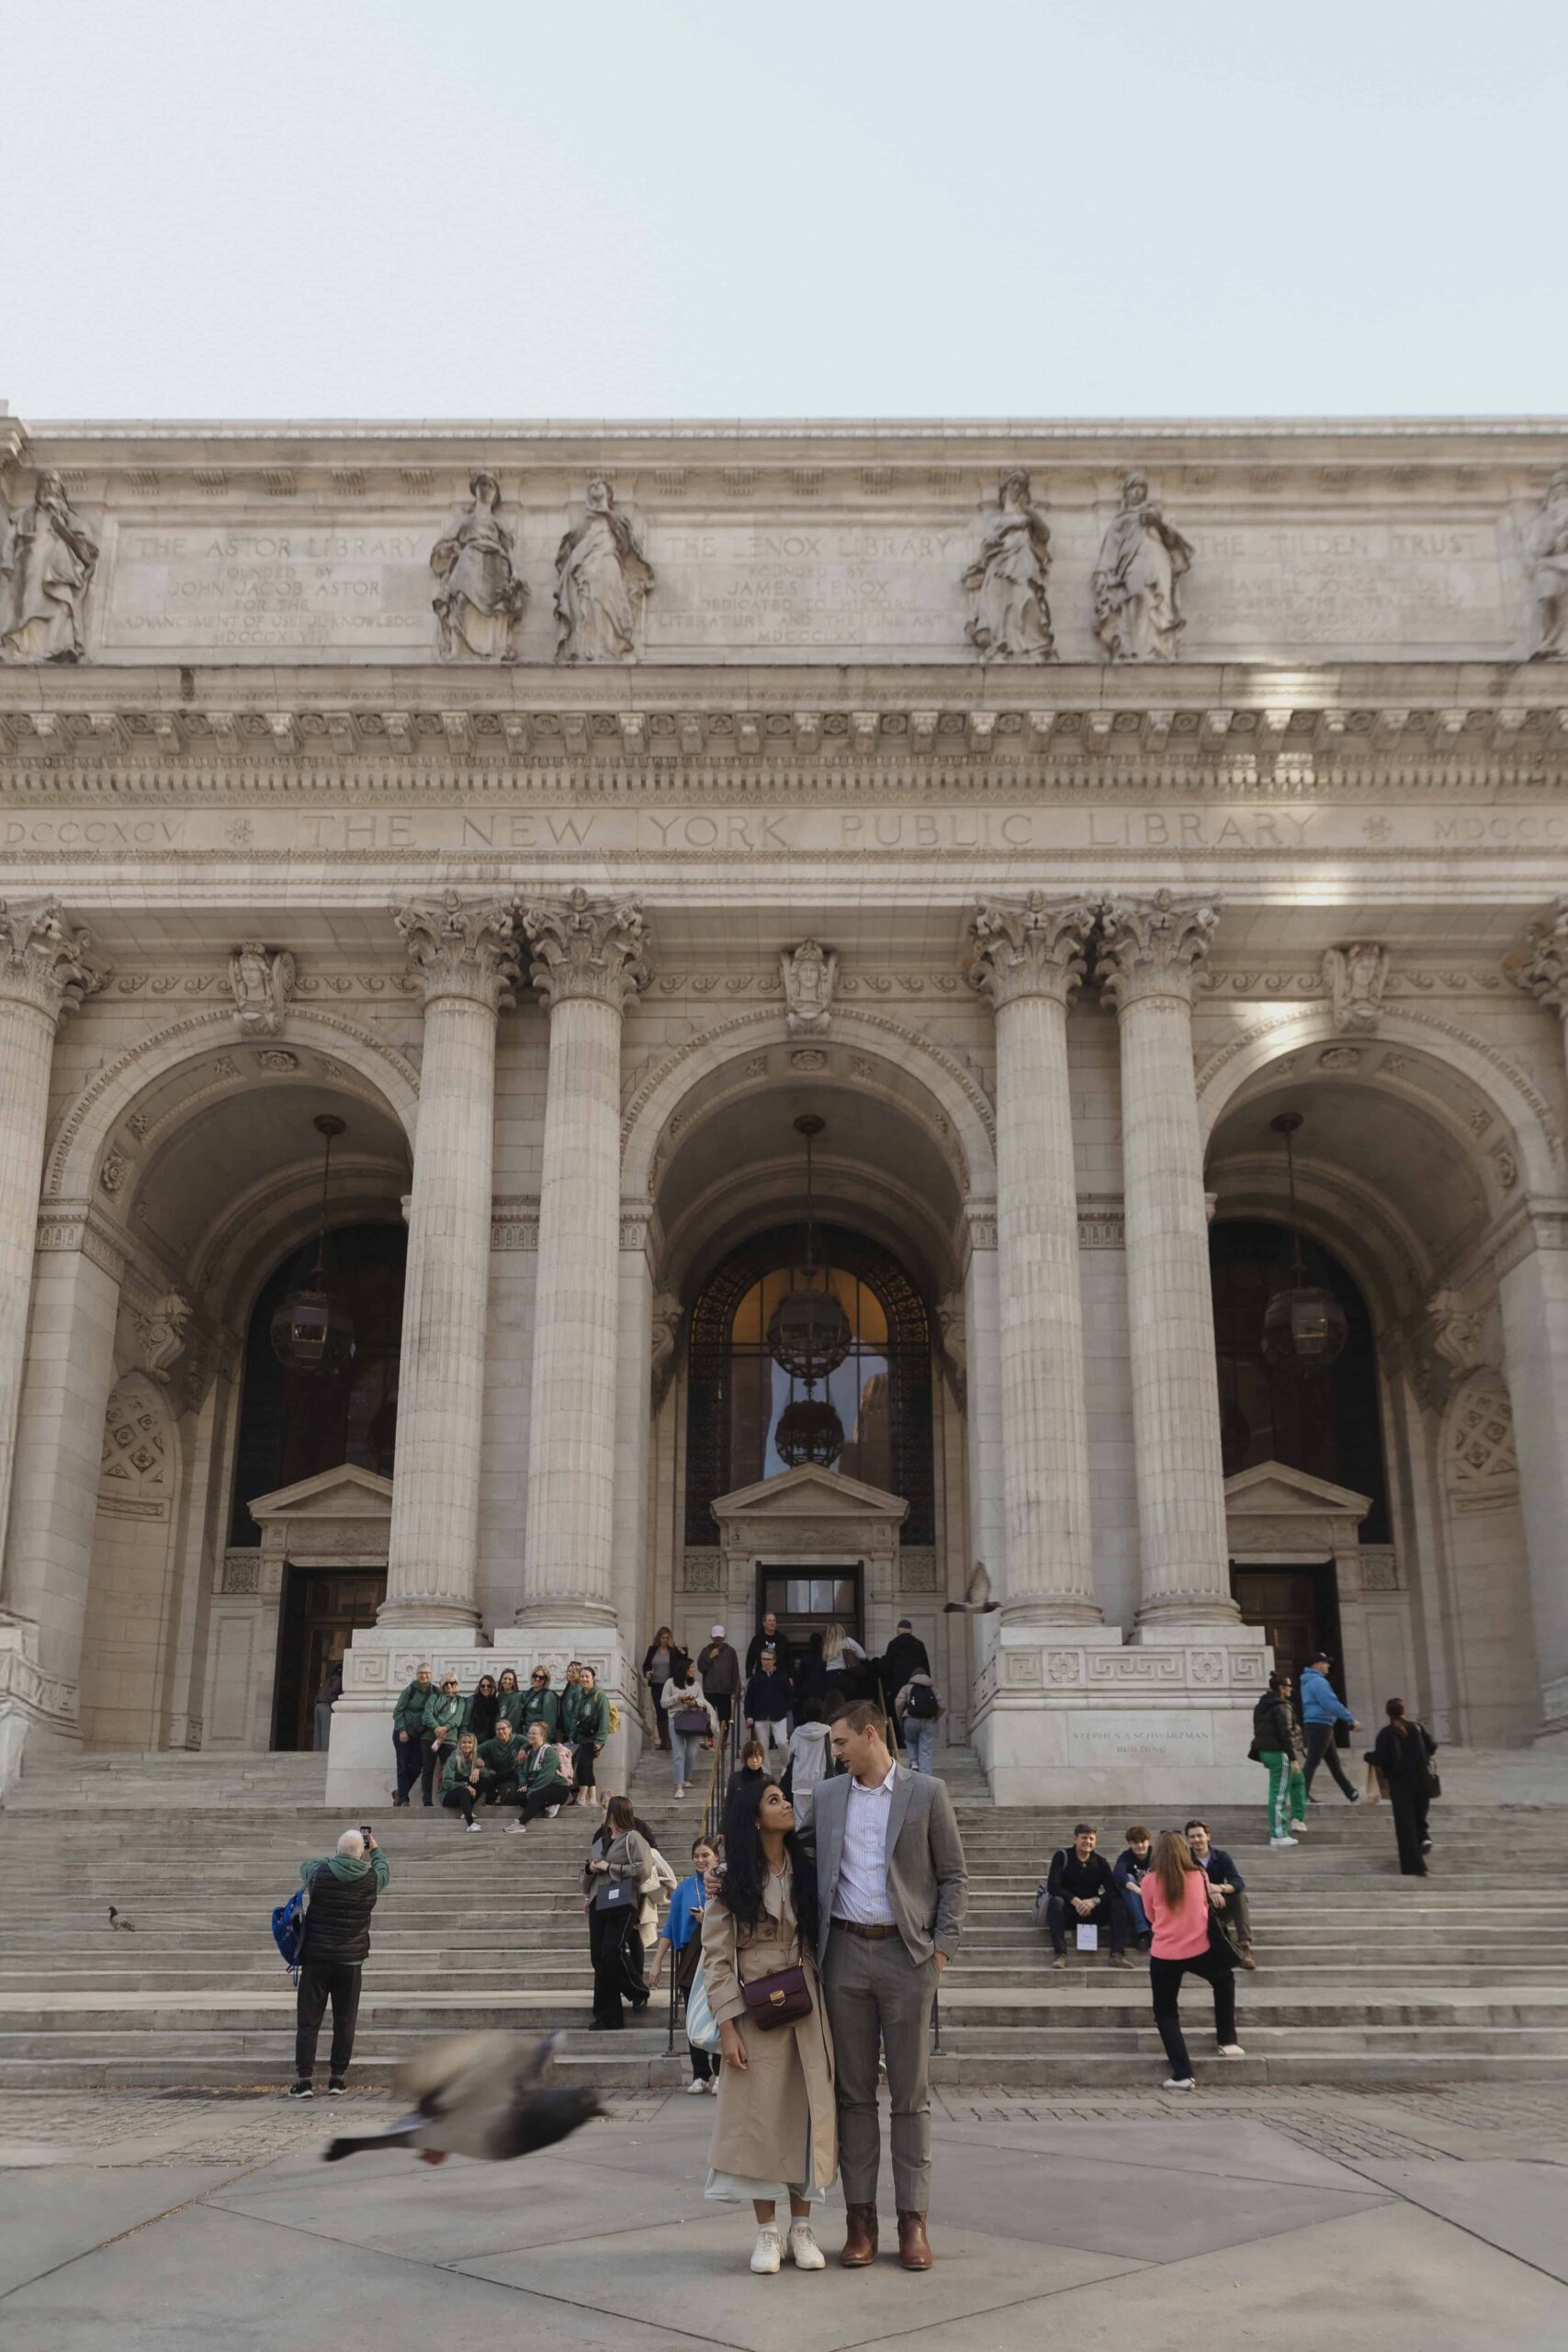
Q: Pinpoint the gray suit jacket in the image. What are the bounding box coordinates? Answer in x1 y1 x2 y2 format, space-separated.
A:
801 1764 967 1968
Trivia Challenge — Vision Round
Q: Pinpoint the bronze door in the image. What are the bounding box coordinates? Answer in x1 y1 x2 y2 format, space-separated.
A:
272 1566 386 1751
1230 1563 1345 1696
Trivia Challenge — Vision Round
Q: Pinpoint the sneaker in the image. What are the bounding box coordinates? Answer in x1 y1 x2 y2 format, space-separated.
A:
705 2075 718 2092
750 2225 784 2275
1269 1836 1299 1849
502 1821 525 1835
1050 1954 1069 1971
465 1820 482 1834
1421 1838 1433 1852
1348 1790 1361 1804
1162 2076 1196 2092
685 2076 709 2096
546 1804 560 1817
327 2078 346 2095
1217 2044 1246 2059
287 2081 313 2099
787 2220 826 2270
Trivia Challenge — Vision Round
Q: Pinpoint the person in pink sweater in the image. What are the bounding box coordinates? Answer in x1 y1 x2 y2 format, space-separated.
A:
1138 1830 1246 2088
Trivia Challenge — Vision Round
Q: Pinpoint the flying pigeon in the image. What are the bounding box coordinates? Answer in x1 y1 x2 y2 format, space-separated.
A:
107 1905 136 1931
323 2031 601 2165
943 1560 1000 1615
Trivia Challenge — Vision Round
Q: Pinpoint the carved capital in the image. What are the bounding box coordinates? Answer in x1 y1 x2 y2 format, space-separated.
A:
1095 890 1219 1010
391 893 522 1013
1512 901 1568 1015
523 888 649 1012
967 894 1096 1011
0 899 106 1024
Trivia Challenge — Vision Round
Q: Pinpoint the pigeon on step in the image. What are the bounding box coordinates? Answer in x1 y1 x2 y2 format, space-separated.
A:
107 1905 136 1931
943 1560 1000 1614
322 2032 601 2165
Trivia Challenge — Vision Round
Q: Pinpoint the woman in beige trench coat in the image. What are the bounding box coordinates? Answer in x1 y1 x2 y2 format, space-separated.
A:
701 1778 837 2275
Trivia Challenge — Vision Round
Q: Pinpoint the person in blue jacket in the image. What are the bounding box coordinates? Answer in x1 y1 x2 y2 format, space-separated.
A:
1299 1652 1361 1804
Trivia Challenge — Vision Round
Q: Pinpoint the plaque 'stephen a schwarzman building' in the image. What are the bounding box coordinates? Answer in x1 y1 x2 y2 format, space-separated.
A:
2 408 1566 1804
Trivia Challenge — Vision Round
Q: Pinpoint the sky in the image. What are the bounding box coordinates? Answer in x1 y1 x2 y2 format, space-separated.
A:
4 0 1565 423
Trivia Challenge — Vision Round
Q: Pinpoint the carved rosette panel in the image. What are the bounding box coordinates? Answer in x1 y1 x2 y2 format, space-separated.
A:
523 888 649 1012
1095 890 1219 1009
0 898 106 1023
391 892 522 1013
967 894 1096 1011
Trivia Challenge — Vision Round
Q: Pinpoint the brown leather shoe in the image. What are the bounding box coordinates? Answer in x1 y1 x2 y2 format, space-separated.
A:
840 2205 878 2267
897 2211 933 2270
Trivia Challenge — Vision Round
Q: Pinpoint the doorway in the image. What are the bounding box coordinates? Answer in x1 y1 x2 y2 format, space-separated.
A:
1230 1562 1347 1699
272 1565 386 1751
755 1566 864 1659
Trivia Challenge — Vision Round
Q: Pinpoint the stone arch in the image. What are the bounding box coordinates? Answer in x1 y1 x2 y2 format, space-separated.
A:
45 1007 421 1203
79 1372 182 1751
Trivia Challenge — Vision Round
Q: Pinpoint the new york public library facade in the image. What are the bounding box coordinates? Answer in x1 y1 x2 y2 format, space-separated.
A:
2 410 1567 1811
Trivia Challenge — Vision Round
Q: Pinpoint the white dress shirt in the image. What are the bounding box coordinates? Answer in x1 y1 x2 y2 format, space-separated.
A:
833 1761 897 1926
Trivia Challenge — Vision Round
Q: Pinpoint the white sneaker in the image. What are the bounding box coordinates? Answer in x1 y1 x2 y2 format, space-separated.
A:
1292 1820 1309 1833
502 1821 525 1836
546 1804 560 1818
750 2226 784 2275
787 2220 826 2270
1217 2044 1246 2058
465 1820 482 1834
685 2076 708 2096
705 2075 718 2092
1269 1836 1298 1849
1162 2076 1196 2091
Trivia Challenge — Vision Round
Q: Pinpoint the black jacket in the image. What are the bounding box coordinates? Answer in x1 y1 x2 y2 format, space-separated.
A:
744 1667 794 1719
879 1633 931 1692
1373 1721 1438 1786
467 1689 500 1743
642 1641 691 1687
1045 1849 1116 1906
1253 1692 1295 1755
300 1857 387 1965
746 1628 795 1677
1197 1847 1245 1892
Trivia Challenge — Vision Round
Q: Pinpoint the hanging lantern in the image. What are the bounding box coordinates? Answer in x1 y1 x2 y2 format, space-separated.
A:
1261 1112 1348 1374
766 1114 851 1379
271 1114 356 1376
775 1393 845 1468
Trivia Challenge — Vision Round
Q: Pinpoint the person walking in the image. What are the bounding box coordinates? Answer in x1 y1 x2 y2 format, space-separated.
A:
820 1623 870 1709
569 1664 610 1807
642 1626 685 1750
390 1664 432 1805
649 1833 725 2093
893 1668 942 1777
799 1698 967 2273
879 1618 931 1701
466 1672 501 1747
744 1646 794 1773
420 1675 467 1806
1139 1828 1246 2090
1184 1819 1256 1969
746 1611 795 1680
520 1666 560 1744
1300 1652 1361 1804
698 1624 742 1736
288 1827 389 2098
493 1666 525 1732
663 1658 719 1795
784 1702 832 1826
1253 1671 1300 1849
702 1778 837 2275
477 1715 521 1805
440 1729 491 1830
582 1794 653 2029
503 1720 570 1833
1371 1698 1438 1877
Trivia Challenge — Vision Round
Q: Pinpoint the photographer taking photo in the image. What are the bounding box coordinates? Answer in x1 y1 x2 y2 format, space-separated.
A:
288 1826 389 2099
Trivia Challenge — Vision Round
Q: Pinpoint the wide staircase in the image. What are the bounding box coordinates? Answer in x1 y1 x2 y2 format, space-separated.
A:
2 1741 1565 2091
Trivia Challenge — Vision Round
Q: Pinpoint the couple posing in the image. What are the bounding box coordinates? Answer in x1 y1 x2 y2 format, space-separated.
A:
700 1698 968 2276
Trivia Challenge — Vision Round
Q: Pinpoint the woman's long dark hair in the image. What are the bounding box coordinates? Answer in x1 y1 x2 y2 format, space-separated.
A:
720 1778 818 1957
1386 1696 1410 1737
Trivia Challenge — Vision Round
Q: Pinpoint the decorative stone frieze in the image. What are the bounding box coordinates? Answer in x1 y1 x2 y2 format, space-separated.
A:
523 888 649 1012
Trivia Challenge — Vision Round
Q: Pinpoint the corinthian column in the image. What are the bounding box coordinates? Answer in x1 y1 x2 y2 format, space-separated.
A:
0 902 104 1576
381 894 521 1626
1096 890 1239 1631
967 895 1100 1622
518 889 649 1626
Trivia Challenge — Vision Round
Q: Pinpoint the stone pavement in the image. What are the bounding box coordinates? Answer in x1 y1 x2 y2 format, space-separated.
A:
2 2083 1566 2348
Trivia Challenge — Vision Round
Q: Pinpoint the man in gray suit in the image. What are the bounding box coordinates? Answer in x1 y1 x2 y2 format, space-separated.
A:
796 1697 967 2272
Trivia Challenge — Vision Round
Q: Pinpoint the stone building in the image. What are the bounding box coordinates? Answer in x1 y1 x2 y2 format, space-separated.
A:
1 410 1566 1806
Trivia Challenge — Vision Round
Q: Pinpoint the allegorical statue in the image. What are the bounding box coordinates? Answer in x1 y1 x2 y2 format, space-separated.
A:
963 469 1055 660
1092 472 1192 662
429 471 528 662
0 471 99 663
228 941 296 1037
554 478 653 662
782 938 839 1035
1526 470 1568 661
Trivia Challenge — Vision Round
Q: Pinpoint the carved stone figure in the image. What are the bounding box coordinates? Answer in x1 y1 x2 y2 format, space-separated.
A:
429 472 527 662
1092 472 1192 662
1526 470 1568 660
227 941 296 1037
963 470 1055 661
650 1291 682 1408
0 472 99 662
1408 1287 1484 1409
1323 941 1388 1035
554 479 653 663
137 1290 192 1384
935 1292 966 1410
781 939 839 1035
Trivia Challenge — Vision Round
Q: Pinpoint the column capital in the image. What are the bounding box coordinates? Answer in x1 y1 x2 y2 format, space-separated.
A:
0 899 106 1024
966 893 1096 1011
1095 889 1219 1010
522 888 649 1012
1512 900 1568 1015
390 892 522 1012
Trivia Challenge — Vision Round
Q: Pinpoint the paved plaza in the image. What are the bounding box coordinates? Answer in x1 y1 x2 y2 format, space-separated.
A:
3 2082 1566 2349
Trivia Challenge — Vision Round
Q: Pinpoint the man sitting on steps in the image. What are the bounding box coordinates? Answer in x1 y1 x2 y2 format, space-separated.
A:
1040 1824 1133 1970
1184 1818 1257 1969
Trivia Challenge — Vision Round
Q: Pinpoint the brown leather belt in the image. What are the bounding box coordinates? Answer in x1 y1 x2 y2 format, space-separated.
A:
832 1919 898 1940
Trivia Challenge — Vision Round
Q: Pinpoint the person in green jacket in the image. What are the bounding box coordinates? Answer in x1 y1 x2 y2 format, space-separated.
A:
391 1665 433 1806
478 1717 522 1804
440 1730 491 1830
520 1666 560 1743
494 1668 525 1733
570 1664 610 1808
558 1660 586 1746
420 1676 466 1806
502 1721 569 1834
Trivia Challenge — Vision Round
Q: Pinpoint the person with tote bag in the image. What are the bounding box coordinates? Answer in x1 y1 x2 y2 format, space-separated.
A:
581 1795 654 2029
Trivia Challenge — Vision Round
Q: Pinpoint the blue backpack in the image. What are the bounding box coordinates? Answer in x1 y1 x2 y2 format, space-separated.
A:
271 1883 310 1983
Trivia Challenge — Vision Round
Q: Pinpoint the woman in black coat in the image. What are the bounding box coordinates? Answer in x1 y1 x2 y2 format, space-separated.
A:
1371 1698 1438 1877
641 1626 688 1752
466 1673 501 1746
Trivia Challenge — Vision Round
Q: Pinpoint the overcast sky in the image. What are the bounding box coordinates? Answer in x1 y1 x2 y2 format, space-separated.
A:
5 0 1564 422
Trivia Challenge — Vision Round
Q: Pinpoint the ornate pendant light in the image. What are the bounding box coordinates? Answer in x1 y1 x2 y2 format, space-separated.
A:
270 1114 357 1376
770 1113 847 1467
1261 1112 1348 1373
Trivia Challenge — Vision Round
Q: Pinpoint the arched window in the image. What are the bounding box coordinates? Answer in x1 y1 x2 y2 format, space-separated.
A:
685 1223 933 1546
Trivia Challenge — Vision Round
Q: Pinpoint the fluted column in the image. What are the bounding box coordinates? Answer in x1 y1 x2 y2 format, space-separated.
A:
968 895 1100 1622
0 902 104 1578
1096 891 1239 1630
518 890 649 1624
611 1211 655 1690
381 895 520 1627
